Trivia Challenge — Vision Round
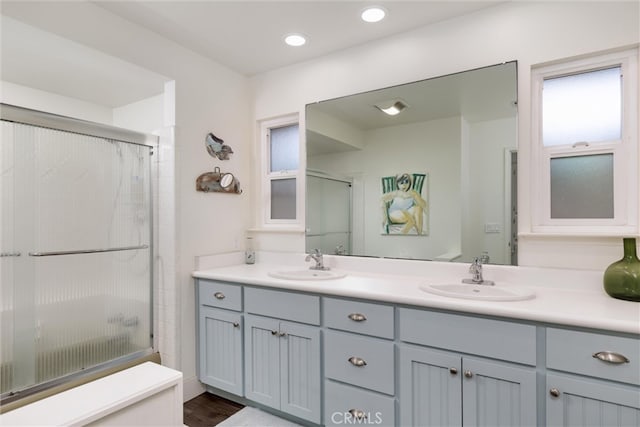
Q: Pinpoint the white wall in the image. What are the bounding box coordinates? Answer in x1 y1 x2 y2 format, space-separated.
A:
1 81 114 125
463 117 517 265
251 1 640 271
112 94 164 134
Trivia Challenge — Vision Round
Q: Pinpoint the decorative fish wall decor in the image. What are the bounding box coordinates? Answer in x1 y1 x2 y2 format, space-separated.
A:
205 132 233 160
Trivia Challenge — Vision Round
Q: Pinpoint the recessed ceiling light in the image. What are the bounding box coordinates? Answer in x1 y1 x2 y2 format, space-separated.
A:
284 34 307 47
361 6 386 23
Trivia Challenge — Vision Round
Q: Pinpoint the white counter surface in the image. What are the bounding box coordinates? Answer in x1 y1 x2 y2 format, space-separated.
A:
193 252 640 335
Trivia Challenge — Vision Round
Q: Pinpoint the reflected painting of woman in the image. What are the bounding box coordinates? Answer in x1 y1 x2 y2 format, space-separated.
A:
381 173 427 235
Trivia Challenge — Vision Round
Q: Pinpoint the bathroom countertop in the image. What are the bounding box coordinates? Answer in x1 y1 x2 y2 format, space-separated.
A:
193 256 640 335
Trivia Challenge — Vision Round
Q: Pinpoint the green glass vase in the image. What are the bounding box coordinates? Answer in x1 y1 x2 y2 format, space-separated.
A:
603 238 640 302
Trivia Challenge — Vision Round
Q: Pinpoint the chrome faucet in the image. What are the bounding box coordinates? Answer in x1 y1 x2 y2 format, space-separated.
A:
462 257 494 285
306 249 329 271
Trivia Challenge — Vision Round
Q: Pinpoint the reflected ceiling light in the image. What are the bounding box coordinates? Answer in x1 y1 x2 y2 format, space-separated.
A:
375 100 409 116
361 6 386 23
284 33 307 47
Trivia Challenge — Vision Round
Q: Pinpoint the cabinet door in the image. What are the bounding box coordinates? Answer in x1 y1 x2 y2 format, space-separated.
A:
462 357 536 427
547 373 640 427
199 306 243 395
399 345 462 427
279 321 321 424
244 315 281 409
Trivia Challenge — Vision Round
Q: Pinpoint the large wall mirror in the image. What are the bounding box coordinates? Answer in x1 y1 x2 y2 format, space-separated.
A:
305 61 518 265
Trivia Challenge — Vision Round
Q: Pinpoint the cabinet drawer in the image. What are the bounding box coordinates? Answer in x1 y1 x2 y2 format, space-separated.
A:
199 280 242 311
399 308 536 365
324 297 394 339
324 380 396 427
325 330 394 395
547 328 640 385
244 287 320 325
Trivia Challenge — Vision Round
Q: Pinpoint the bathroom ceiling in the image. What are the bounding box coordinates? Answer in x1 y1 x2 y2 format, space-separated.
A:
92 1 505 76
0 1 505 107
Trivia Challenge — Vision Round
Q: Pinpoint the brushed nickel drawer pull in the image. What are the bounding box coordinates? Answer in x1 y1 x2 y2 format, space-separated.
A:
348 409 367 420
449 367 458 375
549 388 561 398
214 292 225 300
464 370 473 378
593 351 630 364
348 313 367 322
348 356 367 367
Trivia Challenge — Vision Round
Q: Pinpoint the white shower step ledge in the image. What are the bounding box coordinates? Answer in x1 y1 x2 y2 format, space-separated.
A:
0 362 183 426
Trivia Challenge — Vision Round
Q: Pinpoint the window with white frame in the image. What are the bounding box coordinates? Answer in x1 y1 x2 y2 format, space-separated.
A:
259 115 302 227
531 48 638 234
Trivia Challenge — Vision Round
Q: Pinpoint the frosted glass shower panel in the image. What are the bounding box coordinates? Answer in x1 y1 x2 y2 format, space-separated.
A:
0 120 152 396
543 67 621 147
306 174 351 255
550 154 614 219
34 127 150 252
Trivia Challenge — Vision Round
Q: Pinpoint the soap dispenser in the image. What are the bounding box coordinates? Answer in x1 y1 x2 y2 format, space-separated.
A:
245 236 255 264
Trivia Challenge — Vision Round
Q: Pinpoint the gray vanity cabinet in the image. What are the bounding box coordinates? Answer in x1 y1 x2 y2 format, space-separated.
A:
243 289 321 424
545 327 640 426
196 278 639 427
197 281 244 396
399 345 536 427
398 308 537 427
323 297 396 426
546 373 640 426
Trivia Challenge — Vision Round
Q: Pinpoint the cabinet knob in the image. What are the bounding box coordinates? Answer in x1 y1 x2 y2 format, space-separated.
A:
271 330 278 335
449 367 458 375
232 322 239 328
348 313 367 322
593 351 630 364
549 388 561 398
348 409 367 420
278 332 288 337
214 292 225 300
348 356 367 367
464 370 473 378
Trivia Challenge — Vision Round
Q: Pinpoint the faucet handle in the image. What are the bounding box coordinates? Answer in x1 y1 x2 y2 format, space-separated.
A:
469 257 479 271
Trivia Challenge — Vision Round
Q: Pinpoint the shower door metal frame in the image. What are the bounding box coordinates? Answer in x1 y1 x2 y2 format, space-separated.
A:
0 103 157 403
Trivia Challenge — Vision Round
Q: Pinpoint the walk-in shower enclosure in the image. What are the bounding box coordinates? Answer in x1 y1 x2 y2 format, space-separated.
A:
0 104 155 401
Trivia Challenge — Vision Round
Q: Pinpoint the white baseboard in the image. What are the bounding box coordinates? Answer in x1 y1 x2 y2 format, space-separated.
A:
182 375 205 402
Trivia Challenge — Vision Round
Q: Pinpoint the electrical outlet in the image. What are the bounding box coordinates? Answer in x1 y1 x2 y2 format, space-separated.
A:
484 223 501 233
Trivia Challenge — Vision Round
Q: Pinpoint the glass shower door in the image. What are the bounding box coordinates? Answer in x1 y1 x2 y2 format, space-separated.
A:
1 118 153 398
306 173 352 255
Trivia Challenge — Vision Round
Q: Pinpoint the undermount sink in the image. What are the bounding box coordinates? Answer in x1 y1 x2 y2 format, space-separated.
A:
419 282 535 302
268 269 347 281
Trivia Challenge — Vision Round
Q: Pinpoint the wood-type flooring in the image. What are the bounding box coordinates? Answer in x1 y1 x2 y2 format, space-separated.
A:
183 392 244 427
